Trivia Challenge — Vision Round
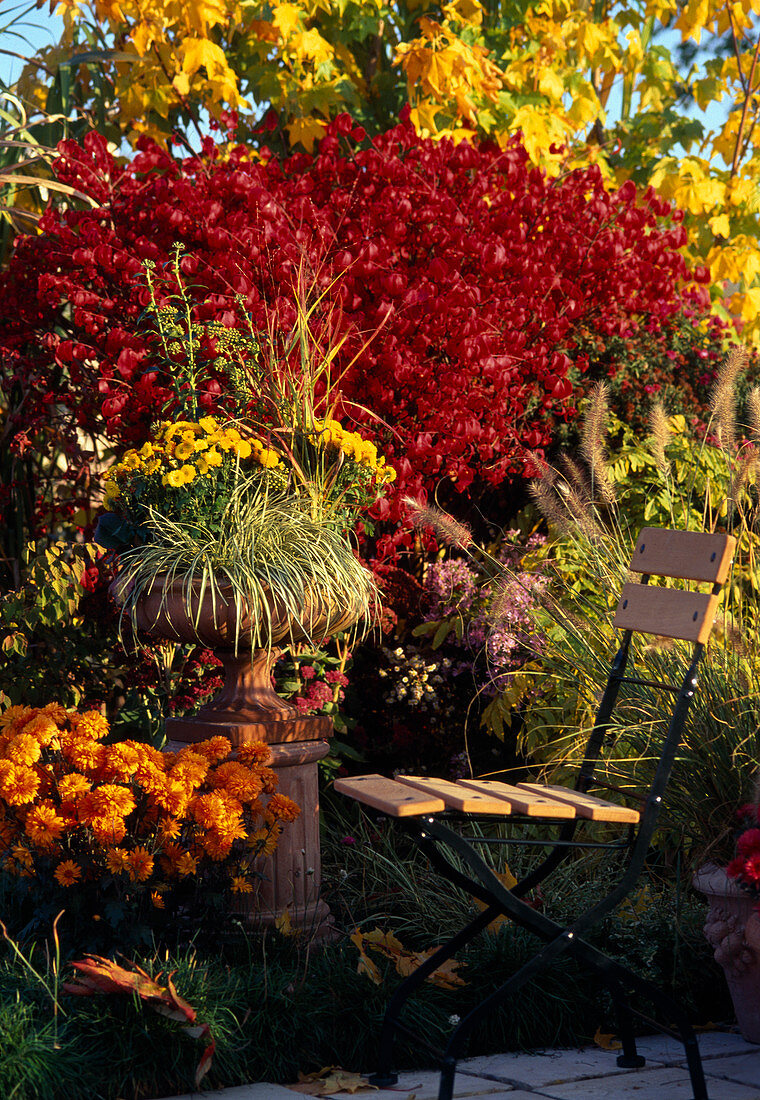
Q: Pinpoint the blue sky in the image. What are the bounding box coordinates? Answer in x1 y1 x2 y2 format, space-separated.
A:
0 2 729 148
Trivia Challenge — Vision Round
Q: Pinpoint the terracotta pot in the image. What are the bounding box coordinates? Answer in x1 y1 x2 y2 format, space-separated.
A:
115 573 358 745
693 864 760 1043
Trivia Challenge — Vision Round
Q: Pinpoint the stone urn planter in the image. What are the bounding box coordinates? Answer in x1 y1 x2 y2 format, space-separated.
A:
693 864 760 1042
121 573 357 937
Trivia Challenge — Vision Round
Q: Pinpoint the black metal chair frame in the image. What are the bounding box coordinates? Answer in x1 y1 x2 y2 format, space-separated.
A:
346 530 736 1100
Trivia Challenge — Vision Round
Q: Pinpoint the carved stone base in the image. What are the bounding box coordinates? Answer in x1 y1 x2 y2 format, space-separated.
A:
167 712 332 746
694 864 760 1043
166 735 335 940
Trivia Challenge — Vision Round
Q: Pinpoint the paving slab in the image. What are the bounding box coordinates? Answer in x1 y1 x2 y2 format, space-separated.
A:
535 1064 760 1099
164 1086 298 1100
702 1052 760 1087
459 1046 663 1087
321 1070 513 1099
633 1030 760 1064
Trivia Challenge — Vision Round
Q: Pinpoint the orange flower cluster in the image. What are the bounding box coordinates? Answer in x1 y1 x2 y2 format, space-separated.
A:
0 704 300 902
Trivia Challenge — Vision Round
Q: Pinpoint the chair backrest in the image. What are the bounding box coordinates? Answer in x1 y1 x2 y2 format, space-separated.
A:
578 526 736 837
613 528 735 644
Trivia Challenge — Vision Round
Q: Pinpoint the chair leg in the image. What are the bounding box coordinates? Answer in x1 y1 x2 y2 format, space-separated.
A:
608 978 646 1069
368 904 500 1088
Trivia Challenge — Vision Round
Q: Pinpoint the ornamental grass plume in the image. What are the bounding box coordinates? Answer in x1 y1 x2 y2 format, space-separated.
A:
0 702 300 918
403 496 474 550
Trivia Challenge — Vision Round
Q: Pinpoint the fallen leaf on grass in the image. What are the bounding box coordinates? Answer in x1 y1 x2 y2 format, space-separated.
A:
63 954 215 1087
289 1066 377 1094
351 928 466 990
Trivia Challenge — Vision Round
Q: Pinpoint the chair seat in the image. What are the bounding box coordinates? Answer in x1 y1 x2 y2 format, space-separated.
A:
333 773 640 824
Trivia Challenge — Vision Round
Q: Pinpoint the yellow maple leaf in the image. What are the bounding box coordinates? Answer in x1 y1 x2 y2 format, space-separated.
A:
709 212 730 238
182 37 227 77
291 28 334 65
272 1 302 39
285 115 327 151
593 1026 622 1051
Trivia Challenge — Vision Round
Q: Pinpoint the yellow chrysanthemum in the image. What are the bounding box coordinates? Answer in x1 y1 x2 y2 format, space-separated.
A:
205 448 223 468
235 439 252 459
163 468 185 488
54 859 82 887
199 416 218 433
196 456 210 475
249 824 282 857
179 464 196 484
175 440 195 460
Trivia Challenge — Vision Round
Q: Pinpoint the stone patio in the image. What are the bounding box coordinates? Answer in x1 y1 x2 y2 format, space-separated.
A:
162 1030 760 1100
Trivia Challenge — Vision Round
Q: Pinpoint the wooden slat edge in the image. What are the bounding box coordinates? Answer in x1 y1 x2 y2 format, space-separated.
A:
334 774 445 817
396 775 517 814
517 783 640 824
458 779 576 819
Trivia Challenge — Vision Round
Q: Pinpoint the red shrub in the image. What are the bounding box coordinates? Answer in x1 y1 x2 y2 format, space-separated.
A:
0 117 710 553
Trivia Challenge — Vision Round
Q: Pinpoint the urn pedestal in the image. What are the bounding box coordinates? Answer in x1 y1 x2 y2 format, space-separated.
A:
130 576 346 938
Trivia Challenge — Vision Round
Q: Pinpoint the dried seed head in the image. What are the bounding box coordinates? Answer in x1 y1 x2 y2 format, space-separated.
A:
727 444 759 516
580 383 615 506
403 496 473 550
710 346 748 451
747 387 760 445
649 401 671 475
528 477 573 536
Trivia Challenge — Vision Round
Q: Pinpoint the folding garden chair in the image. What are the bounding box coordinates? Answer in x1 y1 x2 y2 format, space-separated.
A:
335 527 736 1100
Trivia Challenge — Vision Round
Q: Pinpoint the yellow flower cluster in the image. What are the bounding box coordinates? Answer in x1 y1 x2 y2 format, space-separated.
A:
313 418 397 483
103 416 283 509
0 704 300 899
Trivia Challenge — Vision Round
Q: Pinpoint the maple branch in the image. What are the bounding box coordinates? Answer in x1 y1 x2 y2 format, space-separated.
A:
727 7 748 95
731 33 760 177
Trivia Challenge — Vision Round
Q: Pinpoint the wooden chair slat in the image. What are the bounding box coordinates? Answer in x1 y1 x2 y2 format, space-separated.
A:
516 783 640 824
395 775 519 814
613 583 719 643
458 779 577 818
629 528 735 583
333 774 445 817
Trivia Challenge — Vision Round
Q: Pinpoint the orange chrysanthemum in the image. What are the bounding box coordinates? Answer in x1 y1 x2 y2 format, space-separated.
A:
151 891 165 909
0 705 34 730
19 714 59 746
202 830 233 861
125 846 154 883
230 875 253 894
62 738 107 775
175 852 198 878
11 843 34 870
101 742 141 782
6 733 42 767
193 736 232 764
69 710 109 741
149 778 190 817
105 847 130 875
54 859 82 887
39 702 68 725
0 763 41 806
90 815 127 846
81 784 136 820
157 816 182 841
235 741 271 766
210 761 263 802
57 773 92 801
259 767 279 795
25 803 66 848
265 793 301 824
